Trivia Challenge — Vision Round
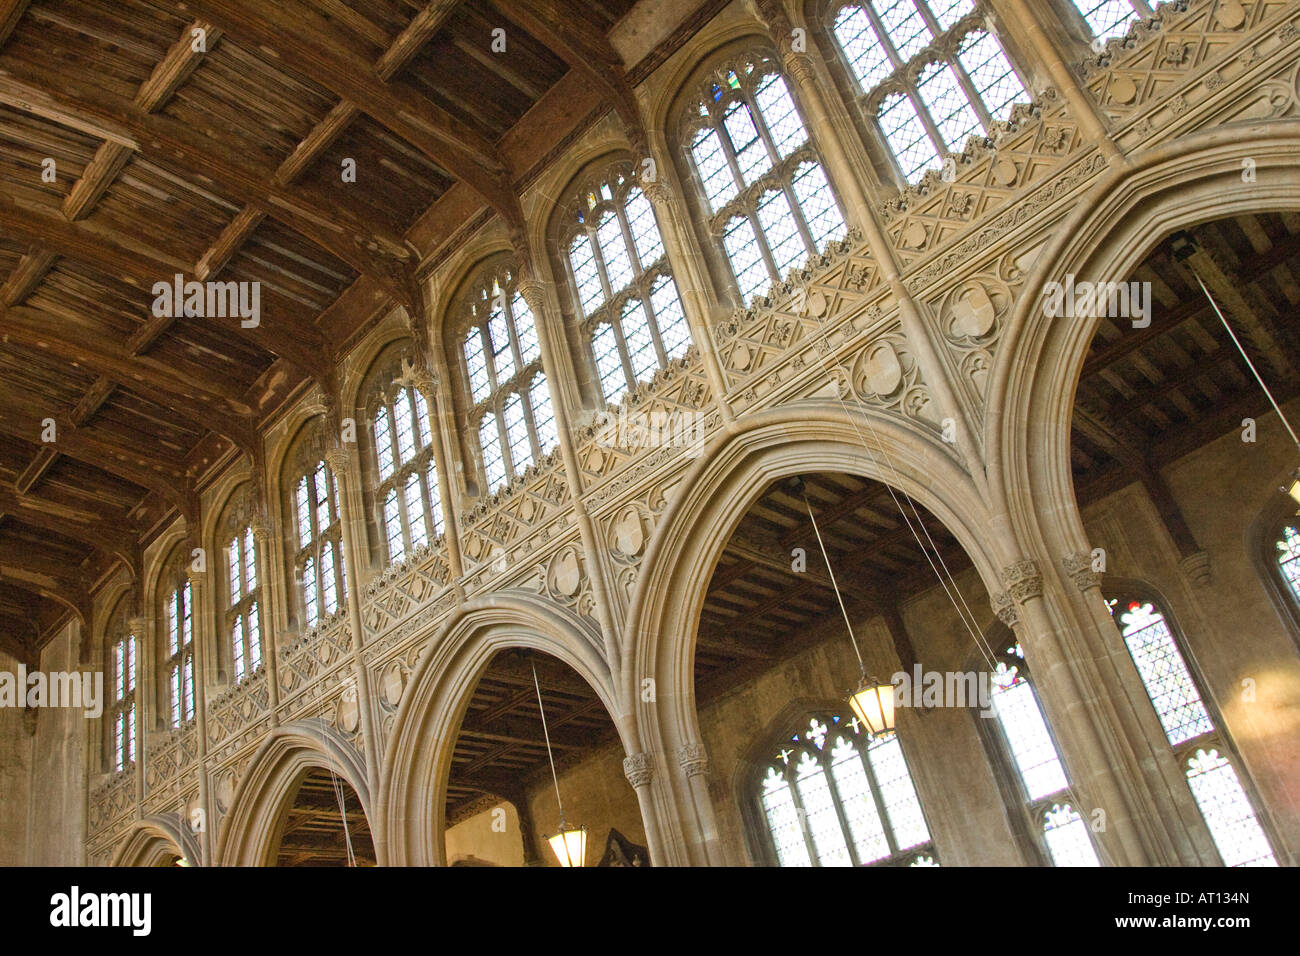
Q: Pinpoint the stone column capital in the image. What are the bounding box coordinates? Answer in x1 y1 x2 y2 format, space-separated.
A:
515 277 547 316
323 444 353 476
1002 559 1043 603
127 616 148 638
623 752 655 789
990 590 1019 629
1062 550 1102 591
1179 551 1212 589
676 743 709 778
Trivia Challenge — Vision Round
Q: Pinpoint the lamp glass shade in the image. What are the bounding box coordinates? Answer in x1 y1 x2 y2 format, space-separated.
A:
849 679 895 735
1289 473 1300 507
548 826 587 867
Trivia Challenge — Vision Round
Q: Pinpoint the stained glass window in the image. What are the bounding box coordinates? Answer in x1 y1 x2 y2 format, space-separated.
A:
560 161 692 408
682 53 847 303
988 642 1101 865
225 525 262 683
1072 0 1144 43
457 259 557 493
1110 598 1276 866
108 609 135 773
371 381 443 565
164 578 194 728
292 456 345 630
830 2 1028 182
1275 523 1300 608
757 712 936 866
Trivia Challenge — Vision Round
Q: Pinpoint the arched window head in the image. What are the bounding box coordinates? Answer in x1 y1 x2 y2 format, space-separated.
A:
454 258 558 493
756 711 936 866
160 567 194 729
681 51 847 304
365 356 444 566
106 603 135 773
829 1 1028 182
1072 0 1145 43
987 641 1101 866
1108 596 1277 866
558 160 693 408
285 425 347 630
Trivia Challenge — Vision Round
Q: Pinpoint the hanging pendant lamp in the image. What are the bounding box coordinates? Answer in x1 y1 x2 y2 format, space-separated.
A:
532 660 587 867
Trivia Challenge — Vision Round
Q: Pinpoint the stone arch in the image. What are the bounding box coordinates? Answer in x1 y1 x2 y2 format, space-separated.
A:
379 592 622 866
988 122 1300 575
111 814 200 867
625 401 1002 864
215 720 370 866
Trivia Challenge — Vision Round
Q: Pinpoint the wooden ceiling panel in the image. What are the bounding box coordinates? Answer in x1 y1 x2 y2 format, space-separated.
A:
225 217 359 313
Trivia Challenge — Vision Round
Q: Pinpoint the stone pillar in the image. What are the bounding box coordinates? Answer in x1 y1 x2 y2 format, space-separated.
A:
996 559 1185 865
323 445 382 804
622 751 664 866
185 562 214 865
676 742 726 865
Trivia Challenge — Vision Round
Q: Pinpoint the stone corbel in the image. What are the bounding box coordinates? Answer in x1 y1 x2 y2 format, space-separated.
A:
1179 551 1212 589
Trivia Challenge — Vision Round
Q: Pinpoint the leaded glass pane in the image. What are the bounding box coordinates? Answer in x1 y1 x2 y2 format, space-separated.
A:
228 540 241 601
313 466 329 536
375 407 394 482
651 275 691 360
232 616 245 682
569 232 605 316
504 391 531 473
957 29 1026 125
413 389 432 448
405 473 429 551
624 188 664 268
724 215 769 303
394 392 417 465
425 459 443 537
879 92 938 180
835 5 893 93
1185 748 1277 867
464 328 491 403
295 477 312 550
530 375 558 456
791 162 847 248
622 300 658 384
1117 602 1214 746
248 604 261 672
754 71 807 159
593 323 626 405
384 489 403 561
878 0 933 60
488 302 515 383
991 664 1070 801
794 751 853 866
761 768 812 867
917 60 982 153
479 413 506 491
866 733 931 850
1042 803 1102 866
1073 0 1140 42
512 293 541 367
691 126 738 213
755 187 805 279
927 0 973 31
303 556 318 627
597 209 635 295
722 99 768 187
243 529 256 590
321 542 338 616
829 736 891 863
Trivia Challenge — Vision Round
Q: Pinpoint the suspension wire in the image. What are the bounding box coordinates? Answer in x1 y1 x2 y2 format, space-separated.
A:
1191 270 1300 453
802 324 997 669
532 661 567 827
801 490 865 673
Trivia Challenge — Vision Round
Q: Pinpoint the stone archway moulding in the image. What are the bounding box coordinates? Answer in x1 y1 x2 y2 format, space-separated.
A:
110 813 201 867
378 592 622 867
624 402 1002 865
215 720 370 867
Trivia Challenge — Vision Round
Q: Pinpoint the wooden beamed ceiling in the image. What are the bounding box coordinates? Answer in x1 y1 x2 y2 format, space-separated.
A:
0 0 643 655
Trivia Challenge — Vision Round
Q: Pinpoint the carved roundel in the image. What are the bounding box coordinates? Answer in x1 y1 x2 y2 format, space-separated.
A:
942 279 1010 345
380 660 406 710
612 507 645 559
215 770 236 813
547 547 583 599
335 683 360 734
856 341 904 399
